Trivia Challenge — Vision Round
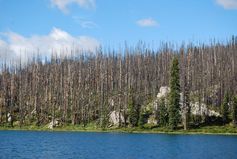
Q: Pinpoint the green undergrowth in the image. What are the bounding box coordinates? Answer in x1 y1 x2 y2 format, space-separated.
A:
0 123 237 135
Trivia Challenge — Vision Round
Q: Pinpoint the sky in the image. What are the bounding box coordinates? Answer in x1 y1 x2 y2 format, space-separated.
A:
0 0 237 61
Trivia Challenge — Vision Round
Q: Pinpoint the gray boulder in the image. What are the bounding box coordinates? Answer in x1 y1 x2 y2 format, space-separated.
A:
109 110 125 126
48 119 60 129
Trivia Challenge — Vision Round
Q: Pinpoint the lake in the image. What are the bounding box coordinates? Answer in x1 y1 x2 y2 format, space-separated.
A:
0 131 237 159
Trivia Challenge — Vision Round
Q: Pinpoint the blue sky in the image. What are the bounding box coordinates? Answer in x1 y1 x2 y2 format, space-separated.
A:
0 0 237 60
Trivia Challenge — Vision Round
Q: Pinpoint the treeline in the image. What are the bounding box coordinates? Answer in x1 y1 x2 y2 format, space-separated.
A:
0 37 237 129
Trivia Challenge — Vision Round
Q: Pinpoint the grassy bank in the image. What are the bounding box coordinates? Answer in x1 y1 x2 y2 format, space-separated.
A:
1 123 237 135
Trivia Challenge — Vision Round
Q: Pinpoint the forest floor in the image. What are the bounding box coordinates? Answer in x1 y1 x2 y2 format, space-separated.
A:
1 123 237 135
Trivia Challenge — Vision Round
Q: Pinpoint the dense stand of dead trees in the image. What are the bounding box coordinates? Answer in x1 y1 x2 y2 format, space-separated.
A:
0 37 237 127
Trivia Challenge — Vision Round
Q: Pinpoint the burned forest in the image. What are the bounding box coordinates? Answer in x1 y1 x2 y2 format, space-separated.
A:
0 37 237 129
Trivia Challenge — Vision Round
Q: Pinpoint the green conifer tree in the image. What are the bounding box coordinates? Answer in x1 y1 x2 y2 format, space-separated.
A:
159 98 168 126
221 92 230 124
168 57 181 130
232 96 237 126
128 89 139 127
138 109 151 128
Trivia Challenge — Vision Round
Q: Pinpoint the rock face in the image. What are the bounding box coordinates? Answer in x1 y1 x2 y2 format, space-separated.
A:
48 119 60 129
153 86 170 110
190 102 220 117
109 111 125 126
154 86 220 117
157 86 170 99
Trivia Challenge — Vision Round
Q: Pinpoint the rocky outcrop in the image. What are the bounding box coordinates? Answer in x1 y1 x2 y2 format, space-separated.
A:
152 86 170 110
109 110 125 126
157 86 170 99
190 102 220 117
48 119 60 129
153 86 220 117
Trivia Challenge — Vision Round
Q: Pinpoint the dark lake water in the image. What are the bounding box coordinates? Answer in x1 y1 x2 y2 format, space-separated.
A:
0 131 237 159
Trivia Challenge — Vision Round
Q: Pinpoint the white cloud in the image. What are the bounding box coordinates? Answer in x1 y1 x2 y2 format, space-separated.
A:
72 16 98 28
0 39 13 60
0 39 7 48
0 27 100 63
216 0 237 9
80 21 97 28
136 18 159 27
51 0 96 13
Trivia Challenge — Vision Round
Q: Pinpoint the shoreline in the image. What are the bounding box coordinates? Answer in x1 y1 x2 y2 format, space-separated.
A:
1 126 237 136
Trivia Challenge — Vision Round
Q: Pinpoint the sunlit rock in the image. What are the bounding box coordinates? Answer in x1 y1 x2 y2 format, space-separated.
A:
157 86 170 99
109 110 125 126
48 119 60 129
